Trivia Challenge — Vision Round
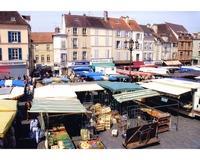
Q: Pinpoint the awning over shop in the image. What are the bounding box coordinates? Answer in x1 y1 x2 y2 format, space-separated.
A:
0 100 17 138
163 60 182 66
0 87 24 100
0 100 17 111
138 78 200 96
98 81 143 93
92 63 115 68
34 85 77 99
29 98 86 113
113 89 160 103
69 82 104 92
117 69 153 77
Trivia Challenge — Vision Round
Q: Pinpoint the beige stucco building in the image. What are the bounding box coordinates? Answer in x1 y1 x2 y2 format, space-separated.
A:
192 32 200 65
31 32 54 67
0 11 31 78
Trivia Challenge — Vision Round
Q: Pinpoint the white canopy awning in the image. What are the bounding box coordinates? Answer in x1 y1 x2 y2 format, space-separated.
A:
0 87 24 100
69 82 104 92
29 98 86 113
34 85 77 99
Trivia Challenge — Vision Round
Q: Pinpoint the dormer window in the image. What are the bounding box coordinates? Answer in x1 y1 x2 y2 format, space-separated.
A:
10 17 16 22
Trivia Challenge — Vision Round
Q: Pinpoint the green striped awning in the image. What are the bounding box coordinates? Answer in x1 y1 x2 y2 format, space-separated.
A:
29 98 86 113
113 89 160 103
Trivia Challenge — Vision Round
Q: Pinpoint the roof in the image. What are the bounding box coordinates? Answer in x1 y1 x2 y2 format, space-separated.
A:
156 24 178 43
139 78 200 96
128 20 143 32
31 32 53 43
0 11 29 26
65 14 111 29
166 22 188 34
34 85 77 99
69 82 104 92
163 60 182 66
0 100 17 138
29 98 86 113
0 87 24 100
98 81 143 93
113 89 160 103
140 25 155 39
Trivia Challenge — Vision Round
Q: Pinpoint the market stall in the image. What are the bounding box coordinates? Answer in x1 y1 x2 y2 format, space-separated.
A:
0 87 24 100
0 100 17 148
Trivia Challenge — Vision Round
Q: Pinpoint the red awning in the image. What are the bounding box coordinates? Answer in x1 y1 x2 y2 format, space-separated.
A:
116 69 153 77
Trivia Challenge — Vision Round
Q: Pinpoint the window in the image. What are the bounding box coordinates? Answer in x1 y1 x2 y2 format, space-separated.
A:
199 51 200 56
61 40 66 49
136 54 139 61
149 43 152 50
136 33 140 40
73 28 78 35
181 42 184 47
8 48 22 60
72 38 78 48
94 50 98 58
73 51 77 60
188 43 191 48
35 55 39 63
46 44 50 51
143 53 146 60
116 30 120 37
41 55 45 63
116 41 120 49
8 31 21 43
173 43 177 47
82 28 87 35
95 36 98 46
105 37 109 46
180 52 183 58
125 31 129 37
82 51 87 60
147 53 152 61
61 53 67 62
172 52 176 59
105 50 110 58
47 55 50 62
0 48 2 61
121 31 125 37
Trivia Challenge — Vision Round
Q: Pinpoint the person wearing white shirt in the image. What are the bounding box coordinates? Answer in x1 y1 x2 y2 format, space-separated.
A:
30 118 40 143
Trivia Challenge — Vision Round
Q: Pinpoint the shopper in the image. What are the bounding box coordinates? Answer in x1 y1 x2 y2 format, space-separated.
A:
30 117 40 143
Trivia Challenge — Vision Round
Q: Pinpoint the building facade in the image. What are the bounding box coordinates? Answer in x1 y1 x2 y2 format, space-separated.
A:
62 12 143 67
31 32 54 67
140 25 154 62
192 32 200 65
0 11 31 78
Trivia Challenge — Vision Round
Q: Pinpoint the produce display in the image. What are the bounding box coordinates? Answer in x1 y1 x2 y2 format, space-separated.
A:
79 139 105 149
48 126 75 149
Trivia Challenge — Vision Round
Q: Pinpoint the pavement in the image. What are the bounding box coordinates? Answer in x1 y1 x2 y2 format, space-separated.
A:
98 115 200 149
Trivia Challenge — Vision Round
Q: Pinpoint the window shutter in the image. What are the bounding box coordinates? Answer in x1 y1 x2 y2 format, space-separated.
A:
18 32 21 42
19 48 22 60
8 48 12 60
8 32 12 42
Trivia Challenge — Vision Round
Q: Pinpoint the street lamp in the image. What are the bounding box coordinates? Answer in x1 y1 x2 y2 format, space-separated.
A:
124 38 139 80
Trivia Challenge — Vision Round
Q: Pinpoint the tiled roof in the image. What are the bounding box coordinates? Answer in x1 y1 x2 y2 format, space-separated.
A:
108 18 130 31
156 24 178 43
128 20 143 32
31 32 54 43
166 22 188 34
65 14 111 29
64 14 131 30
0 11 29 26
140 25 155 39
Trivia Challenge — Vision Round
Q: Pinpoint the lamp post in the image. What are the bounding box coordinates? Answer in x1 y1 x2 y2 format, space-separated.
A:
124 39 139 80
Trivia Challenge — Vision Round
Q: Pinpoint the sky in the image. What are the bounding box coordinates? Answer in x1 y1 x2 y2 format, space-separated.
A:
20 11 200 33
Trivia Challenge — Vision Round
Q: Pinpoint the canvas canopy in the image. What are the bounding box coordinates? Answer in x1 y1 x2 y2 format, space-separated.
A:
98 81 143 93
34 85 77 99
0 100 17 138
0 87 24 100
113 89 160 103
29 98 86 113
69 82 104 92
163 60 182 66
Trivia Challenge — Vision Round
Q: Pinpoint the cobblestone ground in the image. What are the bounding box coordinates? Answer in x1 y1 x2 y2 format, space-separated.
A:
99 115 200 149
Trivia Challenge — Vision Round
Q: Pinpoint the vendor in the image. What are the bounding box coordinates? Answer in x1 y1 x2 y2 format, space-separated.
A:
89 114 96 137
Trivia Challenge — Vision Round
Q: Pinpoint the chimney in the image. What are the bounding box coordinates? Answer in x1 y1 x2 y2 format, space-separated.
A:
68 11 71 15
104 11 108 21
55 27 60 33
22 15 31 21
146 23 151 28
83 13 86 16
